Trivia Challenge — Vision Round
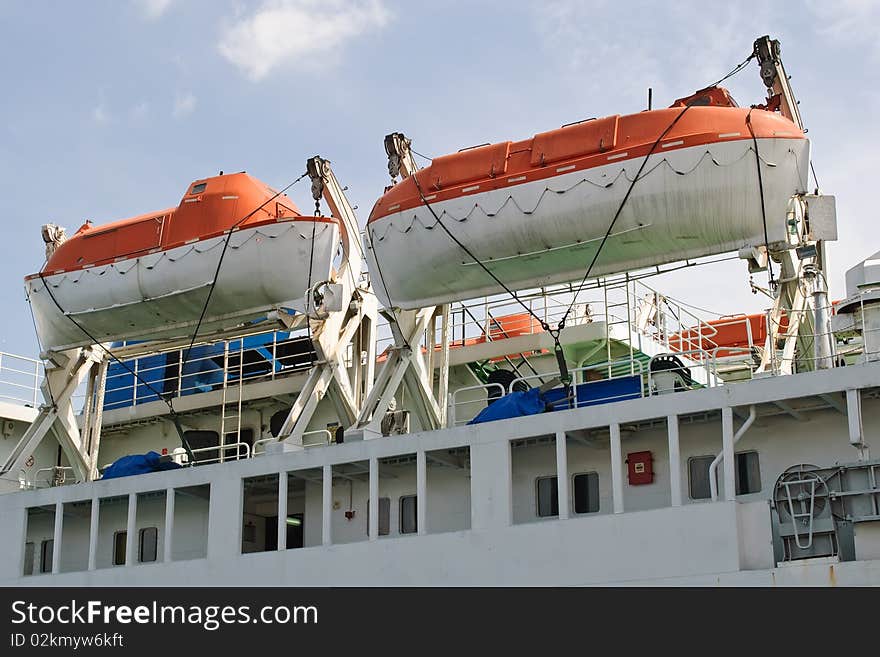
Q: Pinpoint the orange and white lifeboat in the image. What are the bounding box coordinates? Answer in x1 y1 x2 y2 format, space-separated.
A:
26 172 339 351
366 87 810 310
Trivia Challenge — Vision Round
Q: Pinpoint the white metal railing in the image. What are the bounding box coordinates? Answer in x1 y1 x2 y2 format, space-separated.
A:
90 329 314 412
0 351 41 407
709 346 759 380
8 338 878 583
252 429 334 455
375 282 601 357
23 466 75 490
449 383 506 426
182 441 251 466
449 359 645 425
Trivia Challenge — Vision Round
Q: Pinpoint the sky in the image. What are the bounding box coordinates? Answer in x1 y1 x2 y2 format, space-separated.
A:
0 0 878 357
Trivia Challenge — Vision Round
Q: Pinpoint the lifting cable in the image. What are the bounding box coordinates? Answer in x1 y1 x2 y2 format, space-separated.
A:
179 170 310 369
34 274 197 463
33 170 311 465
172 168 311 452
745 108 776 288
364 224 413 352
398 51 758 395
305 194 320 366
25 293 56 407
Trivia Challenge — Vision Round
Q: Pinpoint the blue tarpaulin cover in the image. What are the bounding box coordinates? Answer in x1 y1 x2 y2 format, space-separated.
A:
101 451 182 480
467 387 548 425
466 375 643 425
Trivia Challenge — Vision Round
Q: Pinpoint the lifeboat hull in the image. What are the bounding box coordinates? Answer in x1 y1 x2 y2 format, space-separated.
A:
367 108 810 310
26 218 339 351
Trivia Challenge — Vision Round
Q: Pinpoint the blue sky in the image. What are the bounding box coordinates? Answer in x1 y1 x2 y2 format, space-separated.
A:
1 0 878 356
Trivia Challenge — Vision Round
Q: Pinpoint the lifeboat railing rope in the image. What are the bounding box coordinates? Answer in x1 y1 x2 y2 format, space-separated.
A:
370 145 790 242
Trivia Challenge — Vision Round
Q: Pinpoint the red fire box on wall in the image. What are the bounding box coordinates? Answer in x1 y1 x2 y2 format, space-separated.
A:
626 451 654 485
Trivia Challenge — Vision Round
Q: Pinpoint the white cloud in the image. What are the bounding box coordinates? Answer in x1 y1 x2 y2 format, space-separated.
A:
172 92 197 118
533 1 774 103
136 0 174 20
130 101 150 120
92 104 109 123
806 0 880 58
92 91 110 123
217 0 391 80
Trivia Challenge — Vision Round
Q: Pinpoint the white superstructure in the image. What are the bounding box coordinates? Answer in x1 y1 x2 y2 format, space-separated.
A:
1 35 878 587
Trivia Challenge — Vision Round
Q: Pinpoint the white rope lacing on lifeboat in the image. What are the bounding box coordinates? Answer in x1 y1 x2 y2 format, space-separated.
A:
369 144 800 241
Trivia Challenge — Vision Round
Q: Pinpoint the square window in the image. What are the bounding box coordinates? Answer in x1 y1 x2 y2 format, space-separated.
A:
113 531 127 566
23 542 34 576
688 455 716 500
139 527 158 563
366 497 390 535
400 495 417 534
689 452 762 499
536 476 559 517
39 539 53 573
573 472 600 514
735 451 761 495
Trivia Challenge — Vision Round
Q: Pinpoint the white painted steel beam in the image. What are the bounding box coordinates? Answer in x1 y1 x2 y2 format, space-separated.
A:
610 423 624 514
667 415 681 507
556 431 570 520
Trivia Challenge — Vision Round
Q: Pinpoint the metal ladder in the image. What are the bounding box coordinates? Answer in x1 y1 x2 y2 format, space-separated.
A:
603 276 636 376
219 340 244 463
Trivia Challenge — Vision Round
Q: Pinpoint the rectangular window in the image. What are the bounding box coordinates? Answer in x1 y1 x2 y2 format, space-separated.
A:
688 456 715 500
189 182 207 195
113 531 127 566
366 497 391 535
573 472 600 514
536 476 559 517
735 451 761 495
23 542 34 576
139 527 158 563
39 539 53 573
183 430 220 463
689 452 762 499
400 495 417 534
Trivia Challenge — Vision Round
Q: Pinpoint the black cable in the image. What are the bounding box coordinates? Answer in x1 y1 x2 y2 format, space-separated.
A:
25 290 55 407
35 276 174 411
179 170 310 370
380 52 756 389
33 272 198 463
410 173 549 330
410 164 578 386
305 200 319 366
33 170 309 465
411 148 433 163
558 100 698 330
810 160 821 192
702 53 756 90
745 108 776 287
365 224 412 351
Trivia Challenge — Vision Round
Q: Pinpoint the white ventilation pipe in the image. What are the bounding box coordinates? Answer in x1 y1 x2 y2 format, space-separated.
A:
709 405 757 501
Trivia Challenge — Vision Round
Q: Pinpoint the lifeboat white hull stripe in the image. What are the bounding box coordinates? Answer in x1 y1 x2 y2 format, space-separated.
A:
26 220 339 351
366 138 809 310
